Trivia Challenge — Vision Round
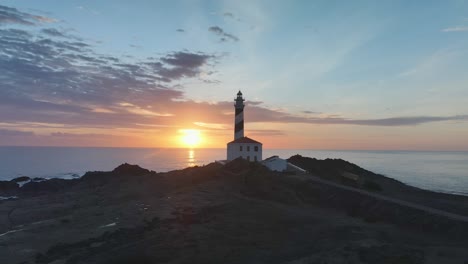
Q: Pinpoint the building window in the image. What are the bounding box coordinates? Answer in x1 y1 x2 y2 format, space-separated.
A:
247 146 250 152
247 156 250 161
254 146 259 152
240 146 243 151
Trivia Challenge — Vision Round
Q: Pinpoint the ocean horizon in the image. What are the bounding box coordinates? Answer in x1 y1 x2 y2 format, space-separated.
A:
1 146 467 196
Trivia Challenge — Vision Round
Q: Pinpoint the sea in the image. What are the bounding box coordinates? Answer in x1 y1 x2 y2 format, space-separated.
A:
0 147 467 196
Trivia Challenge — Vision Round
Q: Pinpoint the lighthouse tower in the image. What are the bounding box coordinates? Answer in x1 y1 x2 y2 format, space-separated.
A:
227 91 262 162
234 90 245 139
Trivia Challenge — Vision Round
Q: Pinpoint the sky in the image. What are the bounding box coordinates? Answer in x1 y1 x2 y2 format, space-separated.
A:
1 0 468 150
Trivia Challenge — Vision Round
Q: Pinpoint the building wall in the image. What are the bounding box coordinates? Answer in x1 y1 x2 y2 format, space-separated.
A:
227 143 262 161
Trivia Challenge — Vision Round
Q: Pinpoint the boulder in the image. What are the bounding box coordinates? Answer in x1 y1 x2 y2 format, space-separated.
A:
10 176 31 183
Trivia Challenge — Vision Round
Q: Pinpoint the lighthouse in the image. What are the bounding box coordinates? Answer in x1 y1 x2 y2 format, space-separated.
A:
234 90 245 139
227 91 263 162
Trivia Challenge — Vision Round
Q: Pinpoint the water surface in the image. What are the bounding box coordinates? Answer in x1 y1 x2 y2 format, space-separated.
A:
1 147 467 195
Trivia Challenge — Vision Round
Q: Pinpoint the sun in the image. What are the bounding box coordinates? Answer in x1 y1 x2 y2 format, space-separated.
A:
179 129 202 148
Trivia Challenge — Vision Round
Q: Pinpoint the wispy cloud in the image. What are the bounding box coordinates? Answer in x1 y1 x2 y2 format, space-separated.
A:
41 28 67 37
0 129 35 136
302 110 321 115
223 12 234 18
76 6 100 16
193 122 228 130
208 26 239 42
246 105 468 126
248 129 285 136
0 5 220 131
399 48 462 77
441 26 468 32
0 4 55 25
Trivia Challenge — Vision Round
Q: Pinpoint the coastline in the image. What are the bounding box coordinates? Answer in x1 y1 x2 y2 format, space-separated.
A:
1 157 468 263
1 147 468 196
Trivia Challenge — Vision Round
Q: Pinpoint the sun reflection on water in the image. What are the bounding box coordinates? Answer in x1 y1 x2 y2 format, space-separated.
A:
187 149 195 167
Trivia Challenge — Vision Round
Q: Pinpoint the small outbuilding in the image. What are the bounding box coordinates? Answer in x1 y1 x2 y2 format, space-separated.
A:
262 156 288 172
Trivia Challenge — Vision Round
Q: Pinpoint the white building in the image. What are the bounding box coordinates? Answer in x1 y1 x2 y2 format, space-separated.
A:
227 137 262 161
226 91 263 162
262 156 287 171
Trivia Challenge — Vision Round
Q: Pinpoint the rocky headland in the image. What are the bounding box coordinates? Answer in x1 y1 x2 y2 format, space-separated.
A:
1 156 468 264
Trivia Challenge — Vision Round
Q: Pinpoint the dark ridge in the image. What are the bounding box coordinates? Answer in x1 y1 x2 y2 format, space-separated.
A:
0 163 155 197
20 178 78 195
161 162 223 189
287 154 410 189
223 157 257 173
287 154 468 216
288 155 376 179
112 163 152 176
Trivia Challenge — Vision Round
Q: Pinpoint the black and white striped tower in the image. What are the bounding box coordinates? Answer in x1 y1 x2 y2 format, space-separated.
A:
234 91 245 140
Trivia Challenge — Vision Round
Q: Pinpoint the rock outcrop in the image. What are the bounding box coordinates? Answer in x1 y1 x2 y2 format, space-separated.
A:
112 163 152 176
10 176 31 183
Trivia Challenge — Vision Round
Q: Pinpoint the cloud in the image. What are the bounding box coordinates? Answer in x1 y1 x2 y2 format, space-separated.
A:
0 28 215 94
248 129 285 136
441 26 468 32
76 6 100 16
325 115 468 126
398 48 461 78
208 26 239 42
41 28 67 37
161 52 213 68
302 110 321 114
0 129 35 136
193 122 228 130
246 101 263 106
1 4 468 148
0 131 143 147
50 132 109 137
34 16 56 23
151 52 216 80
244 105 468 126
221 12 242 22
0 5 220 131
223 12 234 18
0 4 55 25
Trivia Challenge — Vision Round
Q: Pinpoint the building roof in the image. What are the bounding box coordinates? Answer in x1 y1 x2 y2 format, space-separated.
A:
263 155 280 162
227 136 262 145
237 90 242 95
